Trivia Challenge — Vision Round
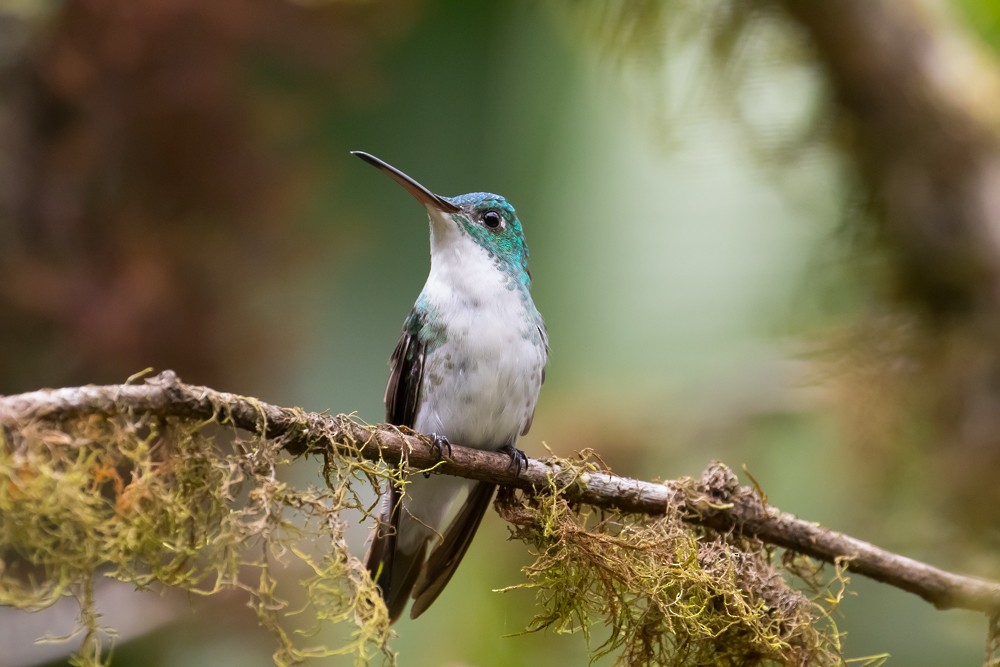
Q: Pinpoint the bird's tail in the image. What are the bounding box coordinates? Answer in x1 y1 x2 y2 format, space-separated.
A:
364 480 497 621
410 481 496 618
365 483 426 622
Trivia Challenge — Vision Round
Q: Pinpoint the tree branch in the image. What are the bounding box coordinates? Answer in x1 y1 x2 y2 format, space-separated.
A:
2 371 999 615
780 0 1000 318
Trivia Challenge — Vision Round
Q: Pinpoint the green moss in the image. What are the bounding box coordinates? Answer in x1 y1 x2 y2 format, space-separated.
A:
496 455 883 667
0 415 392 666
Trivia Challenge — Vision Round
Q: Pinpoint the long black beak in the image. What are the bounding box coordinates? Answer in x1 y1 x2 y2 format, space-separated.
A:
352 151 460 213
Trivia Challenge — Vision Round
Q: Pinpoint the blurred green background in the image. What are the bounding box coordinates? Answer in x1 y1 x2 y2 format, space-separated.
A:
2 0 1000 664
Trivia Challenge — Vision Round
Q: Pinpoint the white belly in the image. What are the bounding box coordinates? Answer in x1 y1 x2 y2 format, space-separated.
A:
400 287 545 552
413 307 545 449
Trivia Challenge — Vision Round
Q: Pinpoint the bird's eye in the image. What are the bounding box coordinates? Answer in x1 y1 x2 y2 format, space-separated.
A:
482 210 503 230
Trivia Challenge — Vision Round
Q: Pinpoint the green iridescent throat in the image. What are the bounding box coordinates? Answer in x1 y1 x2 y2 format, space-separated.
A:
448 194 532 289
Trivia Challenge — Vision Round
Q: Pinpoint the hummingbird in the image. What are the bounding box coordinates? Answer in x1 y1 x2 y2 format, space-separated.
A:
352 151 547 622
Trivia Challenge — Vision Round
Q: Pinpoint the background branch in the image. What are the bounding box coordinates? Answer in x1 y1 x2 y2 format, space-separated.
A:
2 370 999 617
780 0 1000 317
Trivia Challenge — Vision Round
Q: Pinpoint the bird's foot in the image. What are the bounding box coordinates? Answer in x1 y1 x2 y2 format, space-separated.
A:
422 433 452 478
499 444 528 477
430 433 452 459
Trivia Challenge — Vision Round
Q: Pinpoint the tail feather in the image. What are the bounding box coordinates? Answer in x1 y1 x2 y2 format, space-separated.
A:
365 479 498 621
365 484 399 594
383 540 428 622
410 482 497 619
366 483 428 622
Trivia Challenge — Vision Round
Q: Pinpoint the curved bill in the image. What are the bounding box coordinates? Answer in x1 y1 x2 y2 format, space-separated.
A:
352 151 460 213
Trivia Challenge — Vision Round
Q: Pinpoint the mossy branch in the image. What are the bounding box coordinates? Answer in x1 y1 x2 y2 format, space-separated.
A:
2 370 999 619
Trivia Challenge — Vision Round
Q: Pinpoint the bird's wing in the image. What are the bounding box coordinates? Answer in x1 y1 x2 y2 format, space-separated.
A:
384 310 427 428
366 310 428 620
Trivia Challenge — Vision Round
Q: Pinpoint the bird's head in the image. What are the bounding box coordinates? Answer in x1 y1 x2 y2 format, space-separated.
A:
353 151 531 288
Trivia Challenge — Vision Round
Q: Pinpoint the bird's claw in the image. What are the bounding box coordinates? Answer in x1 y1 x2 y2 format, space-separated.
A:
430 433 452 459
499 444 528 477
423 433 452 478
